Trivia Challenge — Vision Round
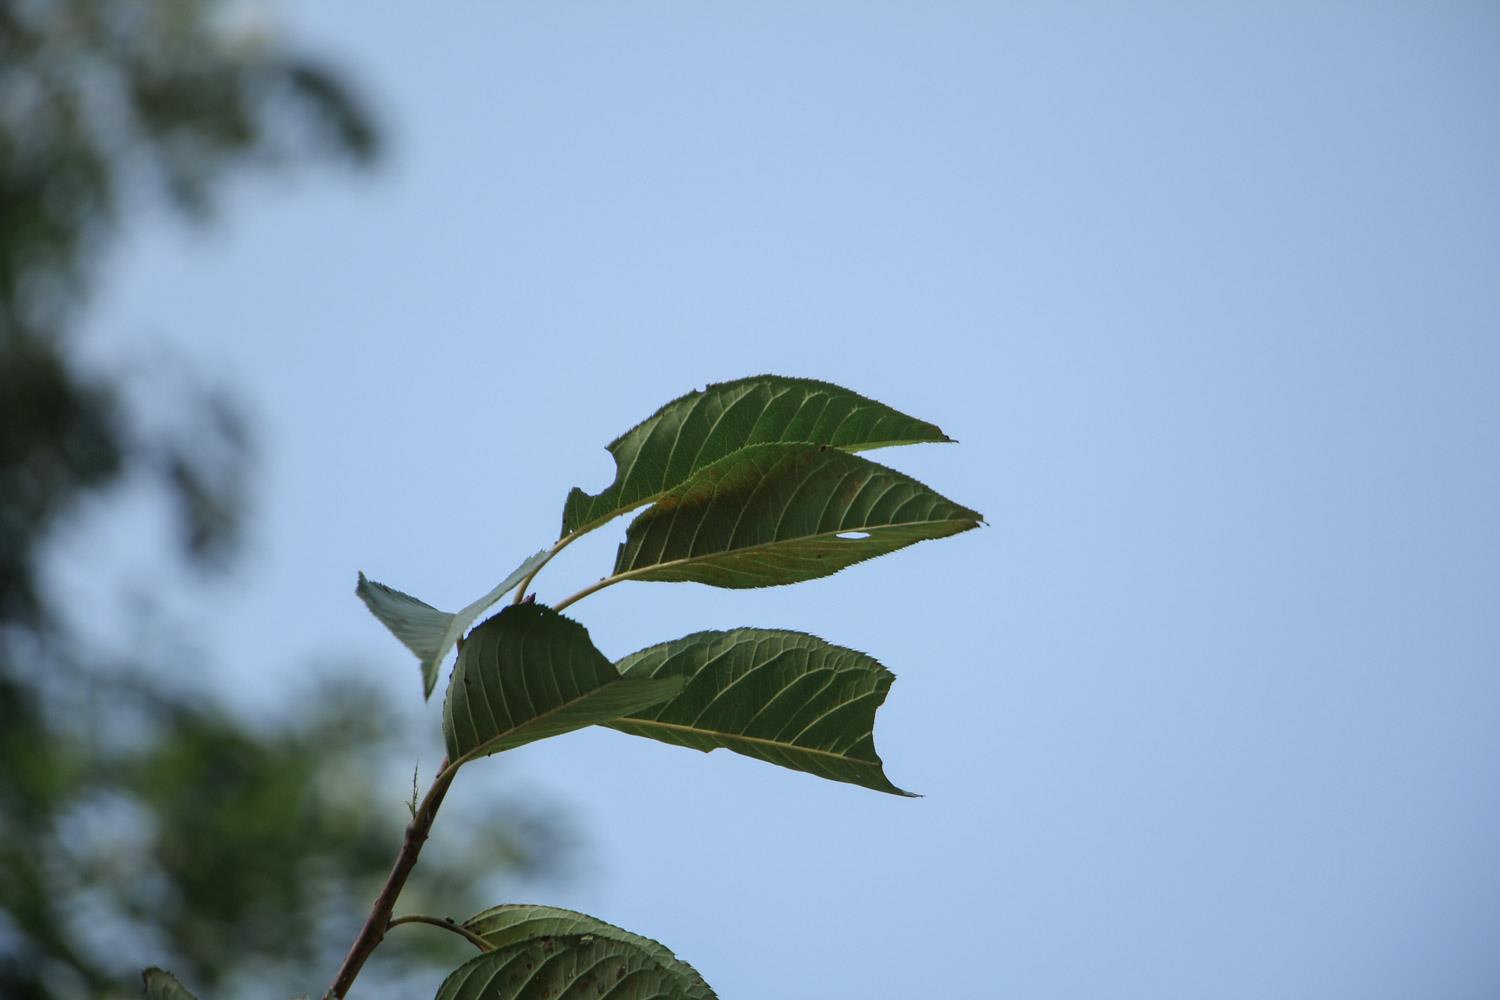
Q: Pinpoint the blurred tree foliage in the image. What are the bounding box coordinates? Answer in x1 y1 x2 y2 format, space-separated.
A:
1 4 559 997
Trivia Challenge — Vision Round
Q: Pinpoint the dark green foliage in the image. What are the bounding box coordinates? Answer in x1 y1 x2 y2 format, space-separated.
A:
443 605 681 764
463 906 715 1000
614 443 981 589
332 374 980 998
437 934 700 1000
561 375 952 539
608 629 911 795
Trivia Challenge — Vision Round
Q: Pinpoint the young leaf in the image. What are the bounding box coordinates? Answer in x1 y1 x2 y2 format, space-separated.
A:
612 443 981 589
443 604 682 765
463 904 715 1000
141 968 200 1000
437 932 705 1000
606 630 912 796
357 549 549 699
561 375 952 539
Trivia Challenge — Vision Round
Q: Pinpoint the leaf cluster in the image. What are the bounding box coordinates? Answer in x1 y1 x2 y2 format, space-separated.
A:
146 375 980 997
301 375 979 999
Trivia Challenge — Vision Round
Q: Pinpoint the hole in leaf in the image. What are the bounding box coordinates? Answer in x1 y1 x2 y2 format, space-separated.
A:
836 531 871 540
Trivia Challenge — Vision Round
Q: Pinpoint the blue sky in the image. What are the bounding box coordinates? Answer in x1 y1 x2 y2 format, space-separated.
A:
72 5 1499 998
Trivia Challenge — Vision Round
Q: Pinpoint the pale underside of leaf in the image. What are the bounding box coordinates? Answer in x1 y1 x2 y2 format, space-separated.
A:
437 935 694 1000
613 443 982 589
561 375 953 540
464 905 715 1000
141 968 200 1000
443 604 681 765
607 629 912 796
356 549 549 699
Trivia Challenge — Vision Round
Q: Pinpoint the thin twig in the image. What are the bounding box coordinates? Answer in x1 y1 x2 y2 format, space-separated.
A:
325 758 462 998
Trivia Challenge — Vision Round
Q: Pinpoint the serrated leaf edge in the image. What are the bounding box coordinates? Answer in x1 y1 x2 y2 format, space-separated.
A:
357 548 549 699
562 374 954 540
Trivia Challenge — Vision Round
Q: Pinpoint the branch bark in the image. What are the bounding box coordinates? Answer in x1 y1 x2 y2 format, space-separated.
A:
326 758 459 998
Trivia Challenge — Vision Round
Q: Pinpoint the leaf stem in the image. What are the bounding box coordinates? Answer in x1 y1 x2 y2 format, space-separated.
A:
510 533 577 606
326 757 463 998
512 499 660 608
551 573 626 613
386 914 492 953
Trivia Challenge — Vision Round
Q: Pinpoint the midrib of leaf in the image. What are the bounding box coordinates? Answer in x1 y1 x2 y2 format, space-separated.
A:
557 518 965 610
559 515 969 610
453 680 661 765
610 717 876 766
626 518 972 577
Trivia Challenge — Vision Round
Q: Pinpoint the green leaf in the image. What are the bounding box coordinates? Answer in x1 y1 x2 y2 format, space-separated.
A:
463 905 715 1000
357 549 549 699
141 968 200 1000
561 375 952 539
437 931 705 1000
607 630 912 796
612 443 981 589
443 604 682 764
